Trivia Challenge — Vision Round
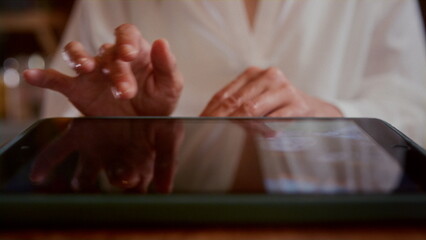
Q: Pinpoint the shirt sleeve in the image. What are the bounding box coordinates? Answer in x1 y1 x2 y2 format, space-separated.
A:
332 0 426 145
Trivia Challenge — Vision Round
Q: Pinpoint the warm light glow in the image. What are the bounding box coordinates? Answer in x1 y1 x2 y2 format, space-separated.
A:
28 53 45 69
3 68 20 88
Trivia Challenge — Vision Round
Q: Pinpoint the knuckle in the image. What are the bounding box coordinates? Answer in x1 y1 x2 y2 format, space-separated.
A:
265 67 281 78
222 96 240 110
291 99 311 116
287 85 298 96
239 101 259 117
212 91 228 103
264 67 287 83
265 67 284 78
111 70 127 80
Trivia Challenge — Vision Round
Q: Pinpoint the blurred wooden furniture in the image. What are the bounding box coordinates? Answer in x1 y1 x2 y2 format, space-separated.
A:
0 9 66 55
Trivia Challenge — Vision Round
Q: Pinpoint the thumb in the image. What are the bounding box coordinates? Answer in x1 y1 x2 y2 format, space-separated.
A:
151 39 182 91
23 69 74 95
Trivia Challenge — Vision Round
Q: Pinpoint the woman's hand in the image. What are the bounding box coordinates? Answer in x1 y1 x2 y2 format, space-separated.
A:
201 67 342 117
24 24 183 116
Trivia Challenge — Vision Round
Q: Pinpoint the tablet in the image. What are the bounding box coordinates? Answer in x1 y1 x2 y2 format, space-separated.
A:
1 117 426 227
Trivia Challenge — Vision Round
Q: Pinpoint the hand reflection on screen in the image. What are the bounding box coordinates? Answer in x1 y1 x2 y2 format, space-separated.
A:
232 119 279 138
29 119 183 193
257 121 403 194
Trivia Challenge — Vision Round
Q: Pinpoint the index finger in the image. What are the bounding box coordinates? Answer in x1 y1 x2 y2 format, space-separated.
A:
114 24 151 62
200 67 263 116
30 131 75 184
152 120 184 193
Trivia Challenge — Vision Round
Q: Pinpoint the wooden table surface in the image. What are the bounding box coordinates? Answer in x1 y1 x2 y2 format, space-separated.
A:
1 225 426 240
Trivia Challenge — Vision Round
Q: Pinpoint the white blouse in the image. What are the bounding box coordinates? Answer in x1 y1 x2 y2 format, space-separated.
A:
43 0 426 145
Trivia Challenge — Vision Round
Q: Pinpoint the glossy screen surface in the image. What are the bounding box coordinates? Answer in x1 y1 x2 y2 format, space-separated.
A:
1 118 425 195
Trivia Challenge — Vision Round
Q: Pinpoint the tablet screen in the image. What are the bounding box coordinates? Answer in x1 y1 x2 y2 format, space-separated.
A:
1 118 425 195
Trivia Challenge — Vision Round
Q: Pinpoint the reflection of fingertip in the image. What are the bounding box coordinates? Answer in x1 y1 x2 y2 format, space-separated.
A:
71 177 80 191
108 167 140 189
138 177 151 193
117 175 139 188
262 130 277 138
161 184 173 194
29 173 44 184
154 181 173 194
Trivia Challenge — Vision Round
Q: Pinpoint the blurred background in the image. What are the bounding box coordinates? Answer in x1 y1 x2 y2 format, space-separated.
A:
0 0 426 145
0 0 74 144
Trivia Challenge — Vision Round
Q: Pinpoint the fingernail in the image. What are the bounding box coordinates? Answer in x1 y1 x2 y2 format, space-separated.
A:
102 67 111 75
62 51 79 69
74 58 94 72
81 58 95 72
111 86 123 99
29 173 44 184
75 63 83 70
122 44 138 57
111 82 131 99
76 58 88 68
118 81 131 93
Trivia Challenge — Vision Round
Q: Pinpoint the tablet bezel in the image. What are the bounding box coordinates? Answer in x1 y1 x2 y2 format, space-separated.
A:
1 117 426 227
